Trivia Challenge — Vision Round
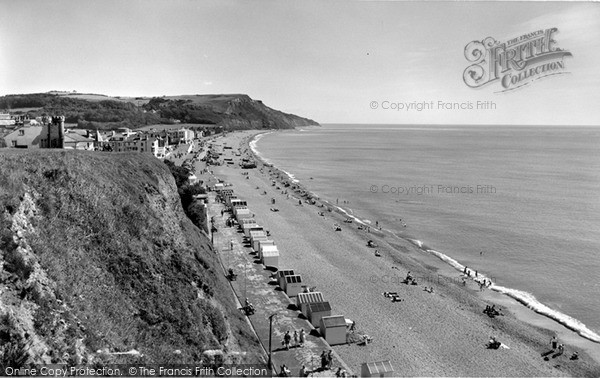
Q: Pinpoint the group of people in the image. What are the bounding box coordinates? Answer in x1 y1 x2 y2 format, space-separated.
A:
548 336 579 360
320 350 334 370
404 271 418 285
483 304 502 318
282 329 305 350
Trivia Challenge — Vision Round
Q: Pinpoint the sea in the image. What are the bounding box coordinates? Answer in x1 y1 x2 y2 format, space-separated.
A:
251 124 600 346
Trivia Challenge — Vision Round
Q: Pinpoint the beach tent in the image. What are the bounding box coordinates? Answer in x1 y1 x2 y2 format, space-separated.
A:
284 275 303 297
262 248 279 269
360 360 394 377
319 315 347 345
296 291 325 316
276 270 295 288
307 302 332 328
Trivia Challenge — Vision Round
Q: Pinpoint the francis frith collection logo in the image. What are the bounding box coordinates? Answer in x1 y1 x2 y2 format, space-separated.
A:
463 28 572 92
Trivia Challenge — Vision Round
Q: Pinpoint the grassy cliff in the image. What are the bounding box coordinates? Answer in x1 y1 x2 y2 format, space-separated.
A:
0 92 319 130
0 150 261 368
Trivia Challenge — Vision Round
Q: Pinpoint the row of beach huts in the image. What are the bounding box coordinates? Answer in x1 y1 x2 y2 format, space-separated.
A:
217 186 353 347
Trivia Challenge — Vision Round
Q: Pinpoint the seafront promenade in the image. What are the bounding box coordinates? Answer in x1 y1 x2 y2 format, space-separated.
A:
206 190 353 377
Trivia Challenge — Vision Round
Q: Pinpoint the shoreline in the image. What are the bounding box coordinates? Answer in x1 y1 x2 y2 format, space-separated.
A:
202 129 600 376
245 129 600 368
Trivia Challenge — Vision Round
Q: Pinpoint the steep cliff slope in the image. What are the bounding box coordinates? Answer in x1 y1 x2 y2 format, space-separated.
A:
0 150 261 368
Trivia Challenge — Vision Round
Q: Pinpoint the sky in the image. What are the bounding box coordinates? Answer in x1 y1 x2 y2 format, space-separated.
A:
1 0 599 125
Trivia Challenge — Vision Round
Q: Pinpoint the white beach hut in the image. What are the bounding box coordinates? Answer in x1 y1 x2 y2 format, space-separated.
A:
284 274 303 297
243 224 263 238
319 315 347 345
235 208 251 220
257 240 276 260
262 247 279 269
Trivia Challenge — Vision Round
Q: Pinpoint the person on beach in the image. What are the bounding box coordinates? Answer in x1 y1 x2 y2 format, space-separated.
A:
320 351 328 369
551 336 558 350
327 350 333 369
299 365 308 377
284 331 291 350
464 266 468 274
299 329 305 347
293 330 298 347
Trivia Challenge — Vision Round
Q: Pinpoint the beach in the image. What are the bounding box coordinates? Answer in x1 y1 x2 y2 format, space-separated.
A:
196 130 600 377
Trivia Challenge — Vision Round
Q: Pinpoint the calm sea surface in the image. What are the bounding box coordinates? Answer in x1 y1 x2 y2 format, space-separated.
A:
253 124 600 341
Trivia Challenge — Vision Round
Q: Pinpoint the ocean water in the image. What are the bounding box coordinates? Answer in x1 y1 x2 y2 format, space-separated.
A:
252 124 600 343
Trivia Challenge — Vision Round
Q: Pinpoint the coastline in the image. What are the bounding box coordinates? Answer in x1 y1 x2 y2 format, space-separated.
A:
247 130 600 353
208 129 600 376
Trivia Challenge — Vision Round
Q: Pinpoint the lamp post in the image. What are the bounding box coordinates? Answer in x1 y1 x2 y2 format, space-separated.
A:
268 313 277 371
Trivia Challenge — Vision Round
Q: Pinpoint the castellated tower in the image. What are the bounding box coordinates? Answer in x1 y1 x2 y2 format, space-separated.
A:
46 115 65 148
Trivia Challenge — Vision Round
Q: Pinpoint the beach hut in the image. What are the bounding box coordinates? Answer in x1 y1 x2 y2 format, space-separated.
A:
243 224 263 237
284 275 303 297
262 248 279 269
235 208 251 220
307 302 332 328
296 291 325 315
360 361 394 377
250 231 268 250
230 198 247 208
260 244 278 262
276 270 295 288
319 315 347 345
214 183 224 192
257 240 276 259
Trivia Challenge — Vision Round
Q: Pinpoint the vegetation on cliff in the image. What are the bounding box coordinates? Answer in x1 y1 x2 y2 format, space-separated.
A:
0 150 261 370
0 92 319 130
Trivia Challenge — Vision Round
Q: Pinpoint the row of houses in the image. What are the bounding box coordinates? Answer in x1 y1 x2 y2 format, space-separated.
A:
0 114 199 159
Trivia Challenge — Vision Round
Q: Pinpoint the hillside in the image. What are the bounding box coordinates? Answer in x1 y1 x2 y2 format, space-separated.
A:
0 92 319 130
0 150 262 368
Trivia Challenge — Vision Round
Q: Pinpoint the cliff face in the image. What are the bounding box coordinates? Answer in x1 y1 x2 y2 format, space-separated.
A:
0 150 261 368
143 94 320 129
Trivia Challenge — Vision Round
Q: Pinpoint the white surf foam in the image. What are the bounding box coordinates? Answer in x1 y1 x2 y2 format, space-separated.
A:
249 132 273 165
419 245 600 344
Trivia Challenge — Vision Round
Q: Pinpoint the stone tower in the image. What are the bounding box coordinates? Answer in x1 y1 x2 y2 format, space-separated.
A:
46 115 65 148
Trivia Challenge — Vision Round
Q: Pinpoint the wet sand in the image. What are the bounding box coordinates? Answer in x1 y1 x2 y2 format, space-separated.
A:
200 130 600 377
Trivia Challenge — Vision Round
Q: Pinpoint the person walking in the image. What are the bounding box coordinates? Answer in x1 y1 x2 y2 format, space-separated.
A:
299 329 305 347
284 331 291 350
293 330 299 347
